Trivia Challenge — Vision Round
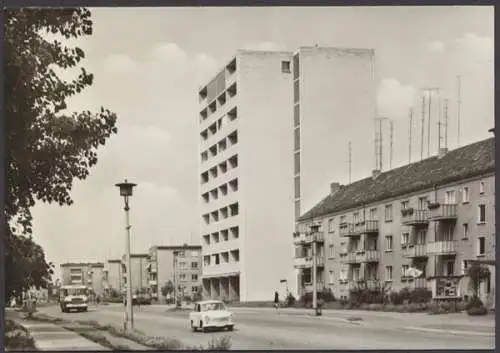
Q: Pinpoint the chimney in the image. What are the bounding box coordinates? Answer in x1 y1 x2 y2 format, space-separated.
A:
330 182 341 194
438 147 448 159
372 169 381 180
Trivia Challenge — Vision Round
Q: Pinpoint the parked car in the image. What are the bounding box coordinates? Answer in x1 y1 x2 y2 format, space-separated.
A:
124 293 152 306
189 300 234 332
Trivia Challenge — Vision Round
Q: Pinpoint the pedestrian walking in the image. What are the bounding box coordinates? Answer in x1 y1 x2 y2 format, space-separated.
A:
273 290 280 313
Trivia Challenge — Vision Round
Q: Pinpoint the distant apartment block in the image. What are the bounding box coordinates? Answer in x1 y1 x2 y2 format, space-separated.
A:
120 254 149 294
198 46 376 301
60 262 106 296
105 259 122 293
295 137 495 309
146 244 202 301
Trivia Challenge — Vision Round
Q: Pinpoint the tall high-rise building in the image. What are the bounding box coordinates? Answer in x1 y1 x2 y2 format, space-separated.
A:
197 47 376 301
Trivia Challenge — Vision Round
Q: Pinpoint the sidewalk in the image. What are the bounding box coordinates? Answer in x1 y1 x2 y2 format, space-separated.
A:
6 310 108 350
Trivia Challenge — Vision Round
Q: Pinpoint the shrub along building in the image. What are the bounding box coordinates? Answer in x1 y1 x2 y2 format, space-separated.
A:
295 136 495 309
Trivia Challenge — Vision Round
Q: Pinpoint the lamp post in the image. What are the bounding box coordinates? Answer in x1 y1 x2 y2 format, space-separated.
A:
115 179 137 331
309 224 321 316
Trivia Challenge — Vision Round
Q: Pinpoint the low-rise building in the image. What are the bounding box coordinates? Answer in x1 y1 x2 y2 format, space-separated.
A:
105 259 122 294
147 244 202 301
296 137 495 308
60 262 106 297
121 254 149 294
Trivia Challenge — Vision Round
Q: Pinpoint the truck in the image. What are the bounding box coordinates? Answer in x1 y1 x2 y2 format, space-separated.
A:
59 285 89 313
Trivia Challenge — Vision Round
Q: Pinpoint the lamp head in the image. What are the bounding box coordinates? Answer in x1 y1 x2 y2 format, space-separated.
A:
115 179 137 197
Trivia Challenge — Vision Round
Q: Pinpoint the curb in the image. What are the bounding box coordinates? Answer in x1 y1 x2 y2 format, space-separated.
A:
403 326 494 337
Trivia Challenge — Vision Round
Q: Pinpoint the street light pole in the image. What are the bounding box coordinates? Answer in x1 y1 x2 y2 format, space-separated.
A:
115 179 137 331
310 224 320 316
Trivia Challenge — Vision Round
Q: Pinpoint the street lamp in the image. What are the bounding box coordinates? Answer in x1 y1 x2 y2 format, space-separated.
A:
115 179 137 331
309 223 321 316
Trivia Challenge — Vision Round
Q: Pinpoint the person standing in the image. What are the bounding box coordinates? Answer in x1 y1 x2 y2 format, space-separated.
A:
273 290 280 313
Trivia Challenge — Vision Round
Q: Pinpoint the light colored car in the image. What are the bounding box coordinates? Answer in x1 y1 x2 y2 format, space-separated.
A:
189 300 234 332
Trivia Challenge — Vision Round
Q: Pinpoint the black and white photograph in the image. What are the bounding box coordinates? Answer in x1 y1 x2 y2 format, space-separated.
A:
4 5 495 350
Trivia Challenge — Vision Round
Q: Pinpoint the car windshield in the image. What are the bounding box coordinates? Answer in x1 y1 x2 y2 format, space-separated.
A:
62 287 88 296
201 302 226 311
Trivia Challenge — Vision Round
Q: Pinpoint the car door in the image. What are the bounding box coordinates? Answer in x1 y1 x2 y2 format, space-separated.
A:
191 304 199 326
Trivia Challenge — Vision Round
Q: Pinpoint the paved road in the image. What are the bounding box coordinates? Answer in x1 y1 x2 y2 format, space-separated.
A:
38 304 495 350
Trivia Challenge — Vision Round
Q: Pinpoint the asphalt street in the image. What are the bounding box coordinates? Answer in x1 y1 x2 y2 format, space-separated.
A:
38 304 495 350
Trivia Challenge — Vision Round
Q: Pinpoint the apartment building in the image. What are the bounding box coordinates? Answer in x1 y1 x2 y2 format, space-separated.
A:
295 137 495 308
121 254 149 294
60 262 106 296
146 245 202 301
198 46 376 301
105 259 122 293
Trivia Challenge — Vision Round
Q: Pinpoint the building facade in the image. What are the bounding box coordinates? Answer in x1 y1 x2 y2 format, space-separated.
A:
198 46 376 301
295 137 495 308
60 262 106 296
105 259 122 294
146 245 202 301
121 254 149 294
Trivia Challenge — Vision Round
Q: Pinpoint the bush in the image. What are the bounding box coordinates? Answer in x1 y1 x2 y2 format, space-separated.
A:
466 296 487 316
299 288 336 306
284 292 296 307
409 288 432 303
467 306 488 316
4 320 37 350
205 336 232 351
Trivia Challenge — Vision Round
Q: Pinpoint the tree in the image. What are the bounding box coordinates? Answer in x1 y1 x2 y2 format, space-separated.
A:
161 280 175 298
4 8 118 300
467 264 491 299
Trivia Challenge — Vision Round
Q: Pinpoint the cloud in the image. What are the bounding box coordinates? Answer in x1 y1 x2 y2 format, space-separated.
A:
103 54 138 74
427 40 445 53
377 78 417 119
151 42 188 64
244 41 287 51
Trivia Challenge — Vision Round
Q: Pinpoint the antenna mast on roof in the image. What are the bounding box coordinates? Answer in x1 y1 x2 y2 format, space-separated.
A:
348 141 352 184
457 75 462 147
420 95 425 160
389 120 394 169
408 108 413 164
444 99 449 149
422 87 440 157
375 117 387 171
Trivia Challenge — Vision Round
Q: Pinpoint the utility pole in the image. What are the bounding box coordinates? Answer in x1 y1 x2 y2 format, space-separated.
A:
408 108 413 164
422 88 440 157
375 117 388 170
420 96 425 160
457 75 462 147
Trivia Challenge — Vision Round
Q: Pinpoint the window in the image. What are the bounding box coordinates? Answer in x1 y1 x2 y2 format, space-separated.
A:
179 274 186 281
478 204 486 224
192 286 199 293
385 235 393 251
462 187 470 203
352 267 360 281
340 242 348 254
477 237 486 256
418 196 428 209
191 251 199 257
461 260 469 275
340 215 346 224
384 204 393 222
462 223 469 239
328 245 335 258
339 268 347 281
191 262 198 269
192 274 198 281
353 212 360 223
281 60 291 73
328 218 335 232
385 266 393 281
416 229 426 244
445 260 454 276
401 265 409 277
369 208 377 220
401 200 409 209
479 181 485 194
445 190 456 204
177 261 186 269
401 232 410 246
328 271 334 284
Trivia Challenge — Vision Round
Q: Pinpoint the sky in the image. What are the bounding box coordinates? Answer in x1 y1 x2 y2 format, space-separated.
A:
29 6 494 279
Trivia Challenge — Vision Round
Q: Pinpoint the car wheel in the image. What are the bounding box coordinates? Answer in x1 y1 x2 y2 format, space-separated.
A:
82 307 88 312
200 321 206 333
191 321 197 332
227 325 234 331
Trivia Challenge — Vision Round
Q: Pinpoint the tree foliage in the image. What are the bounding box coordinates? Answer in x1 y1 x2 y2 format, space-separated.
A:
161 280 175 297
467 264 491 298
4 8 118 299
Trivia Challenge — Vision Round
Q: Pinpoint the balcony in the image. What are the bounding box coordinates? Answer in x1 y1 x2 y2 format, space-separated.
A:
303 281 326 293
293 232 306 245
294 256 324 269
428 204 458 221
149 280 157 285
402 244 428 258
426 240 457 255
401 209 430 226
361 250 380 262
411 277 427 289
355 220 379 234
344 252 364 264
305 232 325 244
339 223 358 237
